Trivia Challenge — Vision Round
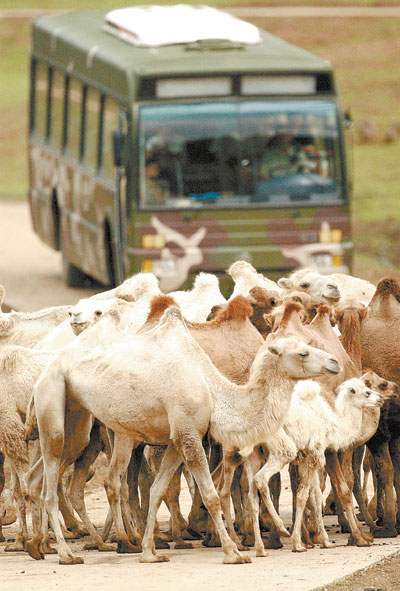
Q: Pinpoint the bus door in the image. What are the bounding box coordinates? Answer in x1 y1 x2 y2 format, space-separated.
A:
112 111 129 285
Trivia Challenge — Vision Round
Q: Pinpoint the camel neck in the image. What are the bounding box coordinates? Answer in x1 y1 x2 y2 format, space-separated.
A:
209 357 295 451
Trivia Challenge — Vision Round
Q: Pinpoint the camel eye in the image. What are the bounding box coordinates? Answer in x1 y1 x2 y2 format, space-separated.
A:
300 282 310 289
95 310 102 317
270 299 277 307
299 351 309 358
379 382 387 390
364 380 371 388
350 388 356 394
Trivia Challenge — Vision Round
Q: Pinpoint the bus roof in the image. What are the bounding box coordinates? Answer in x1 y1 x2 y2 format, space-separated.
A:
31 5 332 101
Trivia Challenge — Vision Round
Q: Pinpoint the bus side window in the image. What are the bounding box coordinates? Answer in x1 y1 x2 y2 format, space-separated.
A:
101 97 120 179
67 77 83 161
32 61 49 141
84 86 101 171
50 68 66 151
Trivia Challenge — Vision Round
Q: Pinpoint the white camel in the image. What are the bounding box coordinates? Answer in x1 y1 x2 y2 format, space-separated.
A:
241 376 382 555
32 305 340 565
277 268 341 304
228 260 281 299
169 272 227 322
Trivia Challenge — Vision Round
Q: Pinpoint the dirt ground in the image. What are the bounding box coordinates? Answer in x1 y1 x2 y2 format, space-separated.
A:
2 202 400 591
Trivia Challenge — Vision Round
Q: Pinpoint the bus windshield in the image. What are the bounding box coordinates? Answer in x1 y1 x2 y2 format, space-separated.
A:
139 100 343 209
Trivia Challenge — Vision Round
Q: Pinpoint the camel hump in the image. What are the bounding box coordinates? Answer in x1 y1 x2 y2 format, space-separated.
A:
375 277 400 297
281 301 303 324
315 303 331 317
147 294 177 321
218 295 253 321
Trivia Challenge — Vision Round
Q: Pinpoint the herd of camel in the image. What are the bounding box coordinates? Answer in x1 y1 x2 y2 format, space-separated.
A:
0 260 400 565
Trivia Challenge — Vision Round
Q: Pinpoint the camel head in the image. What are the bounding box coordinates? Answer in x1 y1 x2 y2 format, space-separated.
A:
335 377 383 413
361 370 400 402
265 336 341 379
278 268 340 304
69 298 118 335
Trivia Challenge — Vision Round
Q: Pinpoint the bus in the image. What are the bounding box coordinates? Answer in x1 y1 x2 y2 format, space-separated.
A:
28 5 353 293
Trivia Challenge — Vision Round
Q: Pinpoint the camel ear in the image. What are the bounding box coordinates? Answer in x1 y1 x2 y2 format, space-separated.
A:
0 315 14 336
277 277 292 290
267 343 281 356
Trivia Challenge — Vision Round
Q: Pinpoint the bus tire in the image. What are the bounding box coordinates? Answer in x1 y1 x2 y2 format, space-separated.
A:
61 253 91 288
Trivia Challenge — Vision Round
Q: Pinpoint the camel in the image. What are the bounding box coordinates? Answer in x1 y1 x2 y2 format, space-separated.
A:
169 272 227 322
263 301 379 547
32 303 340 565
227 261 281 299
207 286 281 340
240 376 383 554
277 268 340 304
279 267 376 307
360 277 400 536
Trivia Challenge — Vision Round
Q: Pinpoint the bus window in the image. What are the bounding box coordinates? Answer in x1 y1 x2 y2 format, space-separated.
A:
101 96 119 179
50 68 66 151
84 86 101 171
67 77 83 161
33 61 49 141
139 100 343 209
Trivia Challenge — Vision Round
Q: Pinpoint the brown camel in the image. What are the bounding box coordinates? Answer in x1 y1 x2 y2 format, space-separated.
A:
360 277 400 536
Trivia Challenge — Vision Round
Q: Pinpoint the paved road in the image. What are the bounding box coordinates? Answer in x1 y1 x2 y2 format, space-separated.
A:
0 202 100 311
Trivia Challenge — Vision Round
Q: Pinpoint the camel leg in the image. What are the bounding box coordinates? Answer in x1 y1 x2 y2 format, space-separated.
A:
140 444 185 562
127 444 147 536
0 451 5 542
4 464 28 552
325 451 371 547
291 455 324 552
180 439 250 565
351 445 380 532
68 425 115 552
104 433 141 554
308 471 332 549
164 466 192 549
253 454 291 540
388 435 400 532
362 448 372 506
367 440 397 537
243 455 266 557
217 453 248 550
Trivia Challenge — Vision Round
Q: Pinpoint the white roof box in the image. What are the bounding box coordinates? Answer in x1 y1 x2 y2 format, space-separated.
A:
104 5 261 48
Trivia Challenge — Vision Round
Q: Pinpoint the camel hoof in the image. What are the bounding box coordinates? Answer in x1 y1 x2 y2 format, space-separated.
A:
255 547 267 558
4 541 25 552
155 538 170 550
59 555 84 565
139 553 169 563
292 545 307 553
241 534 254 547
202 534 221 548
184 526 203 540
174 541 193 550
25 541 45 561
346 535 371 547
117 540 142 553
223 554 252 564
263 536 283 550
83 541 116 552
373 526 398 538
156 531 173 542
183 528 202 540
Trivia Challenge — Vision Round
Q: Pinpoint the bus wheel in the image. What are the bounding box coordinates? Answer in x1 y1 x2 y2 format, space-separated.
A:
61 254 91 288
